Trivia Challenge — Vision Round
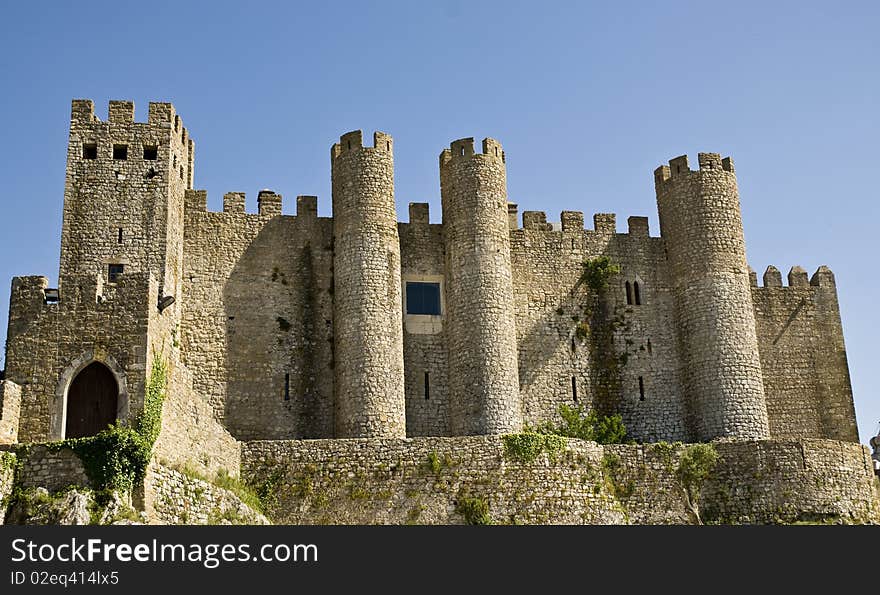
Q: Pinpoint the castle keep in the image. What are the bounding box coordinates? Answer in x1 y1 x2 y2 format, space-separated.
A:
0 100 874 525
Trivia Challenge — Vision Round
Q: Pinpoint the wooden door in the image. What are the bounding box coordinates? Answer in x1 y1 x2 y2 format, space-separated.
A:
65 362 118 438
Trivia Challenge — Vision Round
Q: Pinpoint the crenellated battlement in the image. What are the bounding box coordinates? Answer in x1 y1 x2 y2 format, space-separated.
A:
257 189 282 217
185 189 323 219
510 210 654 237
653 152 735 187
70 99 187 138
331 130 393 160
439 137 505 167
751 265 837 288
408 202 430 224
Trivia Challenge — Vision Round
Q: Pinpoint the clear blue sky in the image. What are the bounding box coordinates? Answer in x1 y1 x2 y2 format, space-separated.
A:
0 1 877 443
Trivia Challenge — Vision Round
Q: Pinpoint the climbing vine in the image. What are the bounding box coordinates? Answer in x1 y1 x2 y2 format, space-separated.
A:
568 257 631 416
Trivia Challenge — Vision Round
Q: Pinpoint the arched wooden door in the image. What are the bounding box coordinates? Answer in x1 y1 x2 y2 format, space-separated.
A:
65 362 118 438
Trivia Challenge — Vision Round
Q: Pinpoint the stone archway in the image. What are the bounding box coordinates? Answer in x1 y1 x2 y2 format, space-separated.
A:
65 362 118 438
51 350 130 439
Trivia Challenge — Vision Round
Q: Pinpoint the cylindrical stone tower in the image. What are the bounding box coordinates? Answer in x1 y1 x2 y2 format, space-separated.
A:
440 137 522 435
655 153 770 441
331 130 406 438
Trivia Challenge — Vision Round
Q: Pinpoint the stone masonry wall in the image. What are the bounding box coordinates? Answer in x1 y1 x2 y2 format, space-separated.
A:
152 359 241 480
752 265 858 441
142 464 267 525
511 212 687 442
241 436 880 525
11 445 91 492
399 206 450 436
181 192 335 440
5 274 154 442
0 380 22 444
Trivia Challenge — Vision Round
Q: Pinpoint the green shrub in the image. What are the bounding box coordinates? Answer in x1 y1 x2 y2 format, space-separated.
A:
538 404 627 444
457 496 492 525
579 257 621 293
503 432 567 463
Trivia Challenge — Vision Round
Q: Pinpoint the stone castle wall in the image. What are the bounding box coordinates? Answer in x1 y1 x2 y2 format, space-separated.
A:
752 265 858 441
241 436 880 525
2 100 861 454
5 273 155 442
9 445 91 492
181 191 335 440
510 212 688 442
142 464 267 525
0 380 22 444
398 205 450 437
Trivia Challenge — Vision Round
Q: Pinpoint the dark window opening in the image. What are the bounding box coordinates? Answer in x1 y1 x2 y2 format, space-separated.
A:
571 376 578 402
174 115 179 132
386 141 390 151
143 145 158 160
406 282 441 315
108 263 124 283
179 166 184 180
424 372 430 400
634 281 642 305
172 154 177 168
112 144 128 160
570 336 576 352
638 376 645 401
647 339 652 355
284 373 290 401
625 281 633 305
117 228 123 244
82 143 97 159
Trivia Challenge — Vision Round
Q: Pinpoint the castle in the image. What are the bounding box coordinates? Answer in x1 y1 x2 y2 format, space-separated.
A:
0 100 876 525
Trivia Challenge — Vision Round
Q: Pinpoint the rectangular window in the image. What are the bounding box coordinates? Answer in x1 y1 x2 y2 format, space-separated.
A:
82 143 97 159
108 263 124 283
143 145 158 160
406 282 441 315
112 144 128 160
